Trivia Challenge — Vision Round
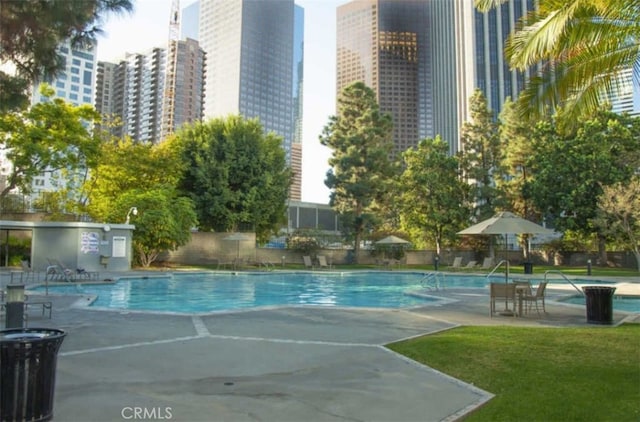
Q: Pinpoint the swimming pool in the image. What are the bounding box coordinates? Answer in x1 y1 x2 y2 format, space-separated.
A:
34 271 629 314
38 272 439 313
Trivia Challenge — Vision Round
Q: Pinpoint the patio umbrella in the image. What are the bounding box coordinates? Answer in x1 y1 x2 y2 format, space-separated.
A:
223 233 251 261
375 235 410 261
457 211 554 314
375 235 410 245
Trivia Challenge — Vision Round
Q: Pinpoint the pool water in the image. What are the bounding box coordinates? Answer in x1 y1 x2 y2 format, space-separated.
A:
38 272 439 313
34 271 632 314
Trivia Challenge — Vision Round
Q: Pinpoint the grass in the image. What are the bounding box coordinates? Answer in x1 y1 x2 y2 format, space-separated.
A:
387 324 640 421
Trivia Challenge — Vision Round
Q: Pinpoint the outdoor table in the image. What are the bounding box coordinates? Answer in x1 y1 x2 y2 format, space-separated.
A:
515 284 529 316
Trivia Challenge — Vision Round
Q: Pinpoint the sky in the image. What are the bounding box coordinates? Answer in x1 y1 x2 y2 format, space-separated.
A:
95 0 348 205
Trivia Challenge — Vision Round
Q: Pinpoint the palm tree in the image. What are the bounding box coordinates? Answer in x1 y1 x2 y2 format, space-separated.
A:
475 0 640 122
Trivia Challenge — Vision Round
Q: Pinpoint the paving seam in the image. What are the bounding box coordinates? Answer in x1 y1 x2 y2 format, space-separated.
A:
191 315 210 336
380 346 494 421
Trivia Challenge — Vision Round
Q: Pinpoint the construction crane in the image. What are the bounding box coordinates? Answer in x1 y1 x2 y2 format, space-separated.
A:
161 0 180 140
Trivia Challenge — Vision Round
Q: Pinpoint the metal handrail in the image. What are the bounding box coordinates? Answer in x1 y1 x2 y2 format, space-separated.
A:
420 271 445 290
544 270 584 296
486 260 509 280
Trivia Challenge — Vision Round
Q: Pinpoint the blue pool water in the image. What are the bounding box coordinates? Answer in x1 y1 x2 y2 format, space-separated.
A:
34 271 632 314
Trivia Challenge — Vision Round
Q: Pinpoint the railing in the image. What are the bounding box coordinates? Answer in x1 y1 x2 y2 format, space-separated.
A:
420 271 446 290
544 270 584 296
486 260 509 281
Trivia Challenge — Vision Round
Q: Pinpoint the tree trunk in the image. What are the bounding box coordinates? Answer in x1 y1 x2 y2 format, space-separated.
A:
597 235 607 265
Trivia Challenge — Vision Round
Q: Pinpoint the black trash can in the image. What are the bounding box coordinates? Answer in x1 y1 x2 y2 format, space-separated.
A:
523 262 533 274
0 328 66 422
582 286 616 325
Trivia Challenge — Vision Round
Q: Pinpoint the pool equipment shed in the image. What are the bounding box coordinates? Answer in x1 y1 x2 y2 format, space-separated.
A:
0 220 135 273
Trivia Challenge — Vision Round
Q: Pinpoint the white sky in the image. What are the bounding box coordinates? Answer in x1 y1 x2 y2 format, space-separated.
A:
95 0 344 204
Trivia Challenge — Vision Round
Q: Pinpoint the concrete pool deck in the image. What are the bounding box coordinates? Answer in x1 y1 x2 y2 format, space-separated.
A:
3 270 639 421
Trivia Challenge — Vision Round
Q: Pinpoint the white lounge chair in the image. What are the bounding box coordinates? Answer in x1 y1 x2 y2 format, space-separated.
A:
317 255 331 270
303 255 314 270
447 257 463 271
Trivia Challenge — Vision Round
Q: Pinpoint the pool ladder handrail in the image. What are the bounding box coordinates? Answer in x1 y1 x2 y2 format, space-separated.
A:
486 260 509 280
420 271 446 290
544 270 584 296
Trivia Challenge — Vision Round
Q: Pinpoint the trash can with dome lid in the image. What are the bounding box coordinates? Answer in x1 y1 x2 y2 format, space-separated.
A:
582 286 616 325
0 328 66 421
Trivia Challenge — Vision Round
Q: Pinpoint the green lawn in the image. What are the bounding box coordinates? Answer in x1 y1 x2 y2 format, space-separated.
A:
388 324 640 421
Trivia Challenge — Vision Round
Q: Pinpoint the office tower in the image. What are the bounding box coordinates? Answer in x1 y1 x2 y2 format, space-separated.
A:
337 0 433 156
198 0 303 200
181 1 200 41
607 67 640 117
31 40 97 107
337 0 535 155
27 40 98 204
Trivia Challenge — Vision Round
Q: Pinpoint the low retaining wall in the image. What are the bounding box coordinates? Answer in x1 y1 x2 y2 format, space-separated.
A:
160 232 636 269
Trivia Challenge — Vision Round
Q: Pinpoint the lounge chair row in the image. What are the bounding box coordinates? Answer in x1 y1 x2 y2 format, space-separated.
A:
303 255 332 270
448 257 495 270
45 258 99 282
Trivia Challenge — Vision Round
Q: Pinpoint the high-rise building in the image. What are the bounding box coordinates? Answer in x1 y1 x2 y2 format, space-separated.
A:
337 0 535 155
337 0 442 155
197 0 303 200
181 1 200 41
162 38 207 137
607 67 640 117
96 40 205 143
27 40 98 204
124 48 166 143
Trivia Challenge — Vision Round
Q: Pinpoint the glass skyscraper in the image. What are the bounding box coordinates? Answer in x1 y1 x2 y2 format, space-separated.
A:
337 0 536 155
198 0 303 199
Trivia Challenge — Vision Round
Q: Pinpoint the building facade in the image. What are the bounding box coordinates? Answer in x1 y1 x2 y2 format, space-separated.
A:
337 0 535 155
96 40 205 143
197 0 304 199
26 40 98 205
161 38 207 138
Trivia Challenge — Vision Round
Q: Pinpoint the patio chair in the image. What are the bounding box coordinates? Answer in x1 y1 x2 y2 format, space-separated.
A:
479 257 494 270
303 255 314 270
447 257 463 271
46 259 73 282
490 282 516 317
20 260 36 282
462 260 478 269
53 259 99 281
523 281 548 315
317 255 331 270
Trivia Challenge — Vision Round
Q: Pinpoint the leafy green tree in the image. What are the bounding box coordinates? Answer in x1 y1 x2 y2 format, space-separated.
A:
124 190 197 267
85 137 196 267
85 136 183 219
399 136 472 255
0 85 101 207
528 107 640 262
475 0 640 122
498 98 542 258
320 82 395 263
172 116 291 243
0 0 133 110
594 177 640 272
460 89 507 221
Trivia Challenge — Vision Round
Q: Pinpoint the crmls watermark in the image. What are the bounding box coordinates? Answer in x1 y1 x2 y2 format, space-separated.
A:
121 407 173 420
